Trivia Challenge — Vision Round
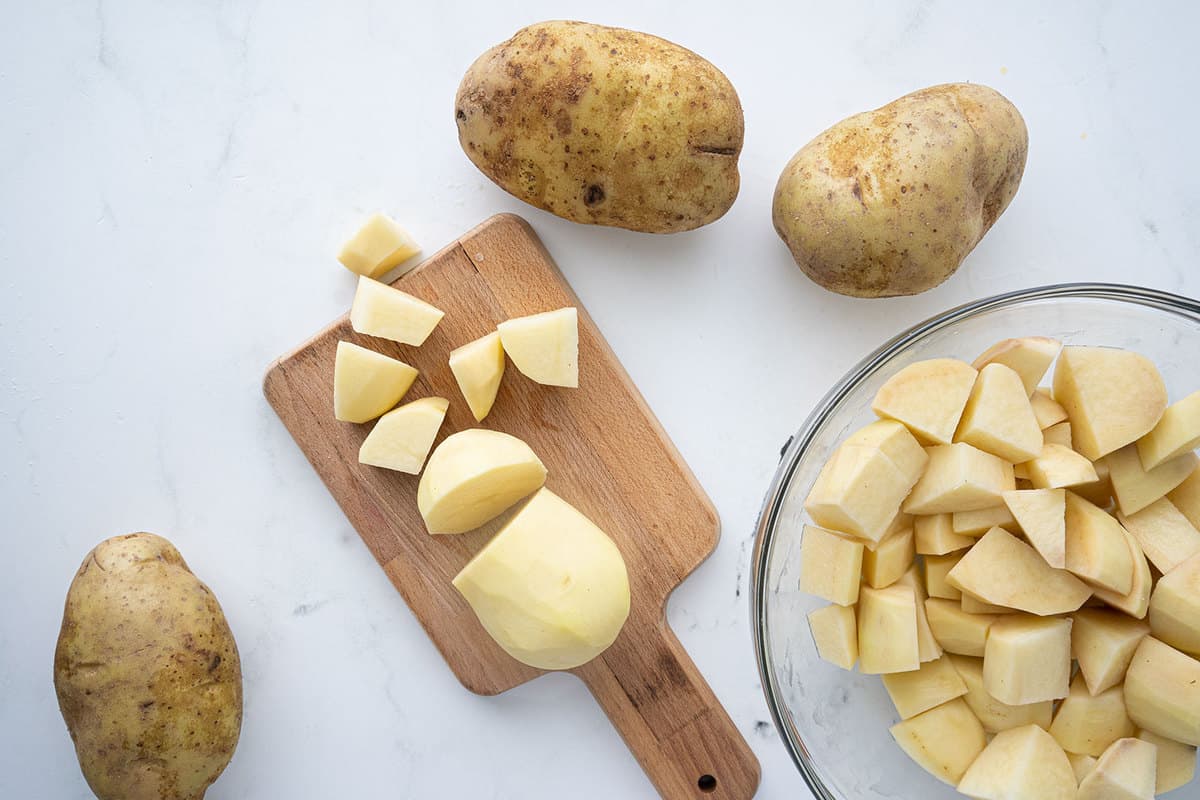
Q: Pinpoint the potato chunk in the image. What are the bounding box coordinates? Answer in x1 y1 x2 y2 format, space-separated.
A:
1071 608 1149 696
416 429 547 534
1089 525 1152 620
895 567 943 662
497 307 579 388
903 443 1015 515
1064 491 1134 594
956 723 1076 800
1136 729 1196 794
946 527 1091 616
337 213 421 278
862 525 914 588
924 598 1000 657
882 655 968 719
843 419 929 478
1117 497 1200 574
890 698 986 785
871 358 978 445
1106 443 1198 516
332 341 418 423
955 363 1044 463
1124 636 1200 746
1049 674 1136 757
858 584 920 674
448 332 505 421
807 604 858 670
1002 488 1066 568
1031 387 1069 429
952 504 1019 537
1136 389 1200 470
798 525 864 606
983 615 1073 705
1068 752 1100 784
1076 737 1156 800
1148 551 1200 655
915 513 974 555
1042 421 1073 447
358 397 449 474
1053 345 1167 461
924 553 963 600
1169 466 1200 528
1025 443 1099 489
350 276 444 346
971 336 1061 396
804 444 916 545
947 654 1053 733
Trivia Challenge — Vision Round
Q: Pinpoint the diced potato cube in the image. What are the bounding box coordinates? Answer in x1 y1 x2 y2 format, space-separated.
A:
1043 421 1073 447
1076 737 1156 800
1124 636 1200 746
1136 729 1196 794
954 363 1044 463
983 615 1073 705
858 585 920 674
1137 390 1200 470
882 655 968 719
448 332 505 422
961 592 1010 615
895 566 942 662
844 419 929 480
956 724 1077 800
1031 387 1069 429
862 525 914 588
807 604 858 670
358 397 449 474
1071 608 1150 696
1065 491 1135 594
903 443 1015 515
925 598 1000 657
1169 466 1200 529
924 553 963 600
799 525 864 606
1118 497 1200 574
1148 551 1200 655
1053 345 1168 461
350 276 445 346
497 307 579 388
332 341 418 423
946 527 1091 616
947 654 1053 733
1106 443 1198 516
1089 525 1152 620
890 698 986 785
1049 674 1136 757
1068 752 1099 784
804 444 915 544
1002 488 1067 568
337 213 421 278
952 504 1019 537
971 337 1061 395
915 513 975 555
871 358 978 445
1025 443 1099 489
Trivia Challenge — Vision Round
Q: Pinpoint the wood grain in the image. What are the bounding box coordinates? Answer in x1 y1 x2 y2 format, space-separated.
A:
264 214 760 798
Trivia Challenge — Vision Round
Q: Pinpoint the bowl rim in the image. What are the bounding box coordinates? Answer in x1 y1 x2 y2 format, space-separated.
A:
749 282 1200 799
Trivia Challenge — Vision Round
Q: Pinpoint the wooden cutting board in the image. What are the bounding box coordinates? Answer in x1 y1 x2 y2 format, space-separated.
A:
263 213 760 799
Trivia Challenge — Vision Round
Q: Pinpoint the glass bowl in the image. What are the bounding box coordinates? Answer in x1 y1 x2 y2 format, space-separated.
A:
751 283 1200 800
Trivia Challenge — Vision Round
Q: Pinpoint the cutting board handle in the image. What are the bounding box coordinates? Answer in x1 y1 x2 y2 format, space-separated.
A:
575 617 760 799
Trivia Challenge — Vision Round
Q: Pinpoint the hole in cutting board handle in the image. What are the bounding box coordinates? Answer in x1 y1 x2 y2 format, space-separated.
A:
697 774 717 793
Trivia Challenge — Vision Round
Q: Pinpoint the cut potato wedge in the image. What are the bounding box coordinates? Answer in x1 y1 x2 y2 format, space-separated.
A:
983 614 1073 705
1049 674 1136 757
961 592 1011 615
1025 443 1099 489
947 527 1091 616
903 443 1015 515
350 275 444 346
858 584 920 674
1068 752 1100 785
448 332 505 421
1042 421 1072 448
1064 491 1135 594
358 397 449 474
1053 345 1168 461
1031 388 1070 429
862 525 915 588
799 525 864 606
1106 443 1198 516
916 513 975 555
1137 389 1200 470
948 654 1053 733
805 444 917 545
955 363 1044 463
1075 457 1116 508
1137 728 1197 794
1148 551 1200 655
1071 608 1150 696
808 604 858 670
416 429 547 534
952 504 1019 537
956 723 1076 800
1118 497 1200 574
337 213 421 278
871 358 978 445
845 420 929 479
497 307 579 388
1089 525 1152 620
1076 737 1157 800
891 698 987 786
1124 636 1200 746
924 553 964 600
895 567 943 662
1003 488 1066 568
1169 466 1200 529
971 337 1061 396
925 598 1001 657
332 341 418 423
882 655 968 720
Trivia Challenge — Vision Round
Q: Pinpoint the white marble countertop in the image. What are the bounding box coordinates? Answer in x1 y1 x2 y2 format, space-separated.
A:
2 1 1198 798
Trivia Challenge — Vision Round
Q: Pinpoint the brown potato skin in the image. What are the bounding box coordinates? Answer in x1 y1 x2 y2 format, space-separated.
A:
54 533 242 800
773 83 1028 297
455 20 743 233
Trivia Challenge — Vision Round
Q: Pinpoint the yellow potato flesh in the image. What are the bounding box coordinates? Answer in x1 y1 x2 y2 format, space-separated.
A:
1048 675 1136 757
1053 346 1167 462
955 363 1044 463
349 276 444 346
890 698 987 786
337 213 421 278
808 604 858 670
1124 636 1200 746
497 308 578 388
448 332 505 422
956 723 1076 800
983 615 1073 705
799 524 864 606
1071 608 1149 696
357 397 448 474
871 358 977 445
332 341 418 423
